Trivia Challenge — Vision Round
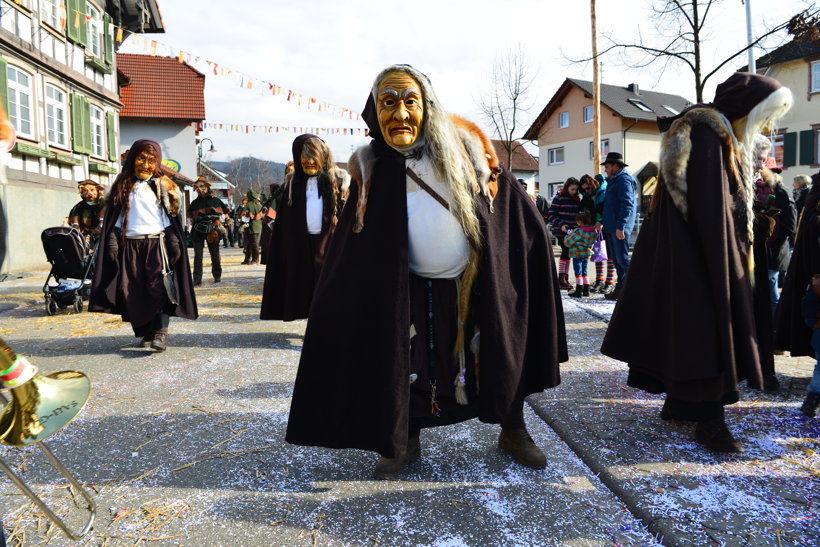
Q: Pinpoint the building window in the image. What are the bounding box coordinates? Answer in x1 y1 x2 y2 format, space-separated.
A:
41 0 61 29
662 105 680 115
628 99 654 112
86 3 103 57
772 133 785 167
548 147 564 165
589 139 609 160
45 85 67 147
558 111 569 128
90 105 104 157
583 105 593 123
812 61 820 94
815 128 820 165
7 66 34 138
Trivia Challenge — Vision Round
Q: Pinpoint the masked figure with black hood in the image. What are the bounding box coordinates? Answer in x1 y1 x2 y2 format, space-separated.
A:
90 139 197 352
260 134 347 321
601 73 793 452
285 65 567 479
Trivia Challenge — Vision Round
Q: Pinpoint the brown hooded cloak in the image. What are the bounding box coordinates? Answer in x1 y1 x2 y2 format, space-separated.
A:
774 173 820 357
285 67 566 458
259 134 342 321
602 73 784 406
89 139 197 324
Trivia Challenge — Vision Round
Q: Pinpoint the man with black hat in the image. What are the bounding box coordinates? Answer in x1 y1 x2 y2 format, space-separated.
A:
598 152 637 300
68 179 106 246
188 176 227 285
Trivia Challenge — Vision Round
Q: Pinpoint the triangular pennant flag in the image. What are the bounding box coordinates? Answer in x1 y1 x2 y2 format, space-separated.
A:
116 26 123 42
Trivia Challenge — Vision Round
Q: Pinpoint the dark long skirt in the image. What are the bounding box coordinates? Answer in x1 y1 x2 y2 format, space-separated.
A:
407 274 524 433
118 238 169 329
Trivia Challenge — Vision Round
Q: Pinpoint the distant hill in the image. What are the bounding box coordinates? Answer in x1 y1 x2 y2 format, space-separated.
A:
207 157 287 198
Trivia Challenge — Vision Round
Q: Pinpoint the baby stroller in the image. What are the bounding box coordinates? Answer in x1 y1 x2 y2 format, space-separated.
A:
41 227 98 315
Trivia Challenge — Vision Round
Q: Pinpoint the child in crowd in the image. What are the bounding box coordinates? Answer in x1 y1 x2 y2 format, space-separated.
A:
564 210 598 298
800 274 820 417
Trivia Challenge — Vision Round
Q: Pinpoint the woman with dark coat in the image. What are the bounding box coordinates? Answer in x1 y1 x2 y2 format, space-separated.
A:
89 140 197 351
547 177 582 289
260 134 347 321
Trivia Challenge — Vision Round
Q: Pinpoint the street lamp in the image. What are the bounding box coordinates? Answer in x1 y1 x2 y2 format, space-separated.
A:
197 138 216 176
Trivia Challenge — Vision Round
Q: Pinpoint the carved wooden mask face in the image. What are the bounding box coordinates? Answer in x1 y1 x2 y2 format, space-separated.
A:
376 71 423 150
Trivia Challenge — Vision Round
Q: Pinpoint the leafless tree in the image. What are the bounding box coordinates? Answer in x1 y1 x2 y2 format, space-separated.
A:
478 44 538 170
571 0 819 102
225 156 277 198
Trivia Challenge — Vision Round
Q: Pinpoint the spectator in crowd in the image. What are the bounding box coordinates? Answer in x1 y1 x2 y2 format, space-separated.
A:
68 180 106 247
793 174 811 220
598 152 637 301
580 174 615 293
188 176 227 285
241 190 263 264
548 177 582 290
534 181 549 224
564 209 597 297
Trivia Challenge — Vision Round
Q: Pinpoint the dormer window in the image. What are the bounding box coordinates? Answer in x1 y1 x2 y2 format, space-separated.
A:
628 99 653 112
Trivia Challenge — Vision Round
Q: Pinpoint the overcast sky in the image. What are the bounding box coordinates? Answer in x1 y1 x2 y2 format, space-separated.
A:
118 0 814 166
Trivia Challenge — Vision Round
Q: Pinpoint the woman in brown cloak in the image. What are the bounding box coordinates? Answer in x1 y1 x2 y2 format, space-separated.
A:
89 140 197 351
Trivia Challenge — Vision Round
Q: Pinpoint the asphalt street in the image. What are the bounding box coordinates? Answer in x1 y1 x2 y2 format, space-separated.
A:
0 247 816 546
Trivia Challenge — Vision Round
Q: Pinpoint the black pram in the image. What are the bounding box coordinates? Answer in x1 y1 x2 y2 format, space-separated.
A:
40 227 97 315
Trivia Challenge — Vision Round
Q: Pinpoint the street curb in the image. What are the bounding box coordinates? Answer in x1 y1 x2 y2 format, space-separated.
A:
529 401 681 547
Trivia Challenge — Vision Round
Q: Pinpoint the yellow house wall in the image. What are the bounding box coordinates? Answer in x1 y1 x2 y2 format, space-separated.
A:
759 59 820 180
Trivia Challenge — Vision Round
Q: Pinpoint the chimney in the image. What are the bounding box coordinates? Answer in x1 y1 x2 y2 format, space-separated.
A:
628 83 640 95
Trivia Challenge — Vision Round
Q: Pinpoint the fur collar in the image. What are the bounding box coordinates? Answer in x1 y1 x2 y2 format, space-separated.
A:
154 175 182 216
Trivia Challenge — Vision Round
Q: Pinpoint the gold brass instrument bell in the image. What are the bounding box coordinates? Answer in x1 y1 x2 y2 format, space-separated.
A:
0 338 96 540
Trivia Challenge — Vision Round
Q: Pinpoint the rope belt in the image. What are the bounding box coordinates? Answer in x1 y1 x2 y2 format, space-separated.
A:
124 233 162 240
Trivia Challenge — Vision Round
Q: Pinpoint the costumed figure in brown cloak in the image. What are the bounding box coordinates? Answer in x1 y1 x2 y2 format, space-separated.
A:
68 179 106 248
259 135 347 321
285 64 567 479
89 139 198 352
601 73 793 452
774 170 820 410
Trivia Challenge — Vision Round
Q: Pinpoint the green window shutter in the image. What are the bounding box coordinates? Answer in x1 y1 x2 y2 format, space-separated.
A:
106 111 117 161
70 93 84 153
66 0 80 44
0 56 8 115
82 96 92 154
77 0 88 48
799 130 815 165
783 132 797 167
103 14 114 66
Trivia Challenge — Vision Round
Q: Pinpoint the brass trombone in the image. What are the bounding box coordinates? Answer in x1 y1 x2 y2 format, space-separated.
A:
0 338 96 540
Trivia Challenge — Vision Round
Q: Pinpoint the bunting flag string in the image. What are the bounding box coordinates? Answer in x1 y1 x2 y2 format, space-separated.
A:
203 122 369 137
115 27 364 123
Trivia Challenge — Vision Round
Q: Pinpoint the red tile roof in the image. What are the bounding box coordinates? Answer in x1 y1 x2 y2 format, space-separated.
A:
491 140 539 172
117 53 205 121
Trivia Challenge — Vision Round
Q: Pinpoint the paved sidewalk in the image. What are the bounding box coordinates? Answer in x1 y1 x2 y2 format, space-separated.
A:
0 249 658 546
531 293 819 546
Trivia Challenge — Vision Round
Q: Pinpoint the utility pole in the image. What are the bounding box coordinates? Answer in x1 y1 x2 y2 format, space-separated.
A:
591 0 601 174
745 0 757 73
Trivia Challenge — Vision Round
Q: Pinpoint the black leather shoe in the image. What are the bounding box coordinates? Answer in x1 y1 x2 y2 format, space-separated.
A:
801 392 820 417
